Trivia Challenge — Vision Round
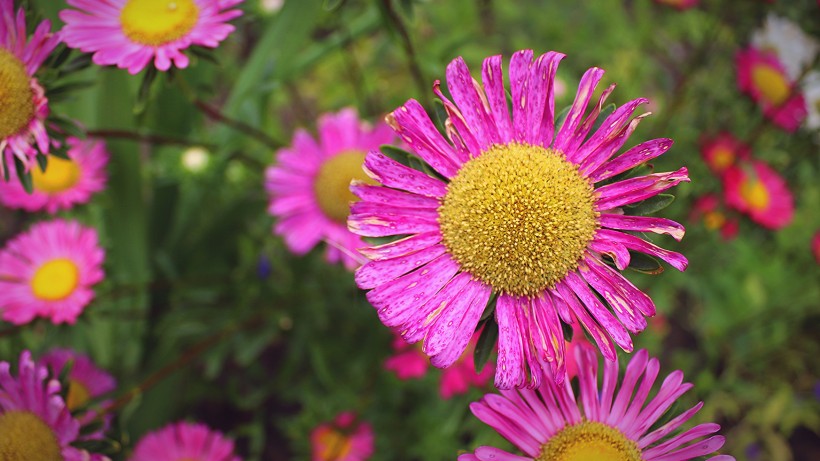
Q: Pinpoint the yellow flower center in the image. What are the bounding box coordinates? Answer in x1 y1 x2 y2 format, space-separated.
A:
31 156 81 194
121 0 200 46
0 48 35 139
751 63 790 106
0 411 64 461
316 428 353 461
66 379 91 411
31 258 80 302
313 150 376 223
537 421 642 461
438 143 598 296
740 178 770 210
703 211 726 230
709 147 734 171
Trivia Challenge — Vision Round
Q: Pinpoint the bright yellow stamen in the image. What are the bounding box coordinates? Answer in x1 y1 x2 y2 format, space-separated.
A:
121 0 199 46
703 211 726 230
0 411 63 461
317 428 353 461
438 143 598 296
740 178 770 210
31 156 81 194
31 258 80 302
314 150 376 223
751 64 790 106
709 147 734 172
66 379 91 411
0 49 35 139
538 421 642 461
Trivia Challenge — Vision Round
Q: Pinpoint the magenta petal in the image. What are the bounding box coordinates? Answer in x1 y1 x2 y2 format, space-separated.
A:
401 271 472 343
585 256 656 321
595 167 690 211
481 55 514 142
630 371 692 438
363 150 447 198
599 214 685 241
429 280 491 368
350 183 441 209
606 349 649 426
473 446 531 461
355 244 447 289
562 271 633 353
531 294 566 383
545 288 572 324
589 138 674 183
643 423 722 458
389 99 463 177
357 231 442 261
573 97 649 169
639 402 704 449
588 238 631 270
434 81 483 156
651 436 727 461
509 49 534 143
526 51 564 147
446 56 499 150
577 259 647 333
596 229 688 271
552 281 617 361
555 67 605 153
579 112 649 177
348 203 440 237
494 294 527 389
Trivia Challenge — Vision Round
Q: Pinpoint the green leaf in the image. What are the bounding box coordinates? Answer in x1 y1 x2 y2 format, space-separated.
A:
627 251 664 275
479 292 498 322
561 321 574 342
380 144 413 167
13 156 33 193
474 318 498 373
553 105 571 138
322 0 346 11
135 65 158 115
626 193 675 216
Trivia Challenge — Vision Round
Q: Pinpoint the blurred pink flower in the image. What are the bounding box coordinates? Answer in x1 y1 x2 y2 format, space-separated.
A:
0 138 109 213
723 160 794 230
736 47 807 132
266 108 396 270
690 194 739 240
812 231 820 264
129 421 240 461
311 412 374 461
699 132 749 177
654 0 699 10
60 0 244 75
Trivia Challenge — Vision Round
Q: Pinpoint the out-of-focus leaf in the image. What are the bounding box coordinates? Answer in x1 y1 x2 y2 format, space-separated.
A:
13 156 32 193
474 318 498 373
626 193 675 216
627 251 664 275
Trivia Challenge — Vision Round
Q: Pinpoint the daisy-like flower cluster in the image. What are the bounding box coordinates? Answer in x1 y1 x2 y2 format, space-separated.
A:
349 50 689 389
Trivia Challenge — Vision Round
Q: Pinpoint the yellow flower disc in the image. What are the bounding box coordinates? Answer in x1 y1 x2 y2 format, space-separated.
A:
314 150 376 223
0 49 35 139
537 421 642 461
0 411 63 461
32 156 81 194
121 0 200 46
31 258 80 302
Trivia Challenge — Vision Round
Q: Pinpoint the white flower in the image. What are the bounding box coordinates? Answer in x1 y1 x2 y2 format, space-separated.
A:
181 147 210 173
802 71 820 131
752 14 819 81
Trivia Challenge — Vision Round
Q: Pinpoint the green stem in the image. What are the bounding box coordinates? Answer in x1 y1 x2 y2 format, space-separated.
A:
379 0 431 108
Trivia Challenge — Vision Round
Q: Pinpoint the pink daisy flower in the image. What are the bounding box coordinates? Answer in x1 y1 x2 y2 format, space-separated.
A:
0 350 100 461
736 47 807 132
266 108 397 270
385 331 494 399
0 137 109 213
460 345 735 461
812 231 820 264
723 160 794 230
310 412 374 461
0 0 60 177
654 0 699 10
690 194 739 240
0 219 105 325
129 421 241 461
349 50 689 389
60 0 244 75
699 132 749 177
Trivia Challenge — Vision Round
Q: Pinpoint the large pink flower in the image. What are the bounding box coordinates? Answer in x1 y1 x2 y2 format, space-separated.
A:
60 0 244 75
349 50 689 389
0 219 105 324
460 345 734 461
723 160 793 230
0 351 101 461
699 132 749 177
736 47 807 132
310 412 374 461
0 137 109 213
0 0 59 177
129 421 241 461
265 108 396 269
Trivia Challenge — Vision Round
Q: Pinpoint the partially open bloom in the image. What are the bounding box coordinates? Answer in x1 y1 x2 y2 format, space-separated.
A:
39 348 116 434
129 421 241 461
385 331 494 399
311 412 374 461
0 0 60 177
60 0 244 75
350 50 689 388
0 137 109 213
266 108 396 269
736 47 807 132
690 195 739 240
723 160 793 230
653 0 698 10
460 345 735 461
751 14 819 81
0 219 105 324
0 351 98 461
699 132 749 177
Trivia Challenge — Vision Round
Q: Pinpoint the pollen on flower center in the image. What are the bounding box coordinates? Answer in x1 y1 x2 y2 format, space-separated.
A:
537 421 642 461
66 379 91 410
31 156 81 194
0 48 35 139
740 178 770 210
438 143 598 296
31 258 80 302
751 64 790 106
0 410 63 461
314 150 375 223
121 0 199 46
317 428 353 461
